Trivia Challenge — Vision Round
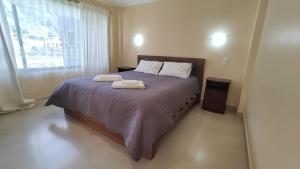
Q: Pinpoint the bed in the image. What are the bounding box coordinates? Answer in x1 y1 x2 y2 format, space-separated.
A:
46 55 205 161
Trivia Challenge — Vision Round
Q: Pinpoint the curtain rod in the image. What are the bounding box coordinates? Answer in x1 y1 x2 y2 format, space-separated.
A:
66 0 113 13
67 0 80 3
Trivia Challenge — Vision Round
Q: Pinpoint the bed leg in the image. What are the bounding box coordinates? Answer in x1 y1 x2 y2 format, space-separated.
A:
144 146 155 160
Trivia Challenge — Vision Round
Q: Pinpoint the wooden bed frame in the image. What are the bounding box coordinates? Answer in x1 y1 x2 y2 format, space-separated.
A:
64 55 205 160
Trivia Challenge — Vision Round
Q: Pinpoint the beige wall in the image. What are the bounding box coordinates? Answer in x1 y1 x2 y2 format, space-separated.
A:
20 71 83 99
121 0 259 106
245 0 300 169
238 0 268 113
109 6 123 72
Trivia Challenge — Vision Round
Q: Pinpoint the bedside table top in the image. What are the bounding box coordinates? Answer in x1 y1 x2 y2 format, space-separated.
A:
207 77 231 84
118 66 135 69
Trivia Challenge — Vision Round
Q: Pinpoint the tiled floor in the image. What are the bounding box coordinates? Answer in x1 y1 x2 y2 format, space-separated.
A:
0 103 248 169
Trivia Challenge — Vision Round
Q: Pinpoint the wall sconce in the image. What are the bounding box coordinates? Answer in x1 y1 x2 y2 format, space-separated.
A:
211 32 227 47
134 34 144 47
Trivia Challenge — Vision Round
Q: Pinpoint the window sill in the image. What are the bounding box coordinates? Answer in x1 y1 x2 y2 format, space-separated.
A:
18 66 82 73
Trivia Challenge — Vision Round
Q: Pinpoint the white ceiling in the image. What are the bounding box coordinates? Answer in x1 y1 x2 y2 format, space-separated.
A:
99 0 157 7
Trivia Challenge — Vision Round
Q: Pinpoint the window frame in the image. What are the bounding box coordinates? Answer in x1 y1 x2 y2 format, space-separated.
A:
11 4 28 69
17 65 82 73
8 3 82 73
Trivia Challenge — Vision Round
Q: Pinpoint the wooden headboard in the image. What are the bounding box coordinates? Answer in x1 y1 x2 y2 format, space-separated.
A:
137 55 206 99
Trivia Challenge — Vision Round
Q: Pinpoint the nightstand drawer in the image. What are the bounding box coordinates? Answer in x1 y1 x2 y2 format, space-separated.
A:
206 80 229 91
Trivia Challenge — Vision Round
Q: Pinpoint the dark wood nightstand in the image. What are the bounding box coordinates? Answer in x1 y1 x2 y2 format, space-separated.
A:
202 77 231 114
118 66 135 72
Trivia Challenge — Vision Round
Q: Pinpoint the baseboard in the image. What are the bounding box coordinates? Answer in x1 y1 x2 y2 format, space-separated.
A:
226 105 238 113
243 113 254 169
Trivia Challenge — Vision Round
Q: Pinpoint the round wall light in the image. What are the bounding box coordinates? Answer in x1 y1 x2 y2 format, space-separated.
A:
134 34 144 47
211 32 227 47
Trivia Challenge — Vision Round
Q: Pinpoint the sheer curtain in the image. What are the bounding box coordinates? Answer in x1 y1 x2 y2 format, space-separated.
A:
82 2 109 76
0 0 110 111
0 0 34 113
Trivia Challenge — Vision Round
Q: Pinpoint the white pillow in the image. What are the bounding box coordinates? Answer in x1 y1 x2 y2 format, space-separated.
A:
135 60 163 75
159 62 192 78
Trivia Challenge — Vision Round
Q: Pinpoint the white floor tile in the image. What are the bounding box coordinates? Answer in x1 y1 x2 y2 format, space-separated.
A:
0 104 248 169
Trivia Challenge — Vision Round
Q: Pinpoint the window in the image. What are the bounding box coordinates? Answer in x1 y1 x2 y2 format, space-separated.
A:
3 0 83 71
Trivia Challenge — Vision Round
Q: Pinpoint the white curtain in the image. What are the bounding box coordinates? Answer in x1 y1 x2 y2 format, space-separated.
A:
82 2 109 76
0 0 110 111
0 0 34 113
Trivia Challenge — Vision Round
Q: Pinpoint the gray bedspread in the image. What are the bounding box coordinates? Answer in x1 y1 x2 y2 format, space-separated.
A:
46 71 199 161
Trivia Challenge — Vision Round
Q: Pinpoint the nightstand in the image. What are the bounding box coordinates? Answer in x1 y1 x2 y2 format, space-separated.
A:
118 66 135 72
202 77 231 114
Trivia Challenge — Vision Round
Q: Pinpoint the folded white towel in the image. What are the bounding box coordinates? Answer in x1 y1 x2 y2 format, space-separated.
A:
112 80 145 89
119 80 140 86
93 74 122 82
